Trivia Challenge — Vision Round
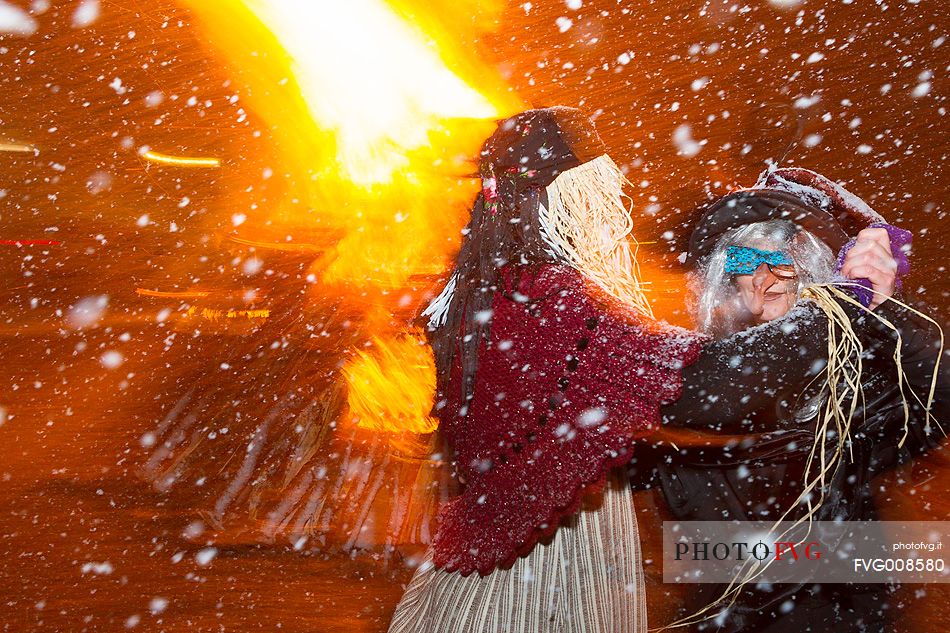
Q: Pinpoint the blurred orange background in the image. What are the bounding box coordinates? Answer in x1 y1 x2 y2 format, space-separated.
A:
0 0 946 630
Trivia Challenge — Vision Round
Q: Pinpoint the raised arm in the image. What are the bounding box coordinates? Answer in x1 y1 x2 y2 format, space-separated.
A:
660 302 829 433
660 293 948 445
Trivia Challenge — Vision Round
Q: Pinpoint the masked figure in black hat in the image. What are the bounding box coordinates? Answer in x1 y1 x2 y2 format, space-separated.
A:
642 168 948 632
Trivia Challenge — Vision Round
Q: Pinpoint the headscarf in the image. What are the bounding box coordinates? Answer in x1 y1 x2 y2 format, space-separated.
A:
424 107 648 406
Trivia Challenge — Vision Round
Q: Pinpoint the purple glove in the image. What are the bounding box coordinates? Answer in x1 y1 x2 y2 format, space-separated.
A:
835 222 912 307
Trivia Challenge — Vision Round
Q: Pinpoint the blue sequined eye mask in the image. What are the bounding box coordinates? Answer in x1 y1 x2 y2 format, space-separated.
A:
724 245 793 275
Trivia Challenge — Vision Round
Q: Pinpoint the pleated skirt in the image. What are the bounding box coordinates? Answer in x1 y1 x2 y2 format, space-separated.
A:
387 469 647 633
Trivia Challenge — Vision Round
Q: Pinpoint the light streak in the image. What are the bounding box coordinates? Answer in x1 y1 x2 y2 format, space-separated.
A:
0 239 61 245
135 288 211 298
0 141 36 153
142 150 221 168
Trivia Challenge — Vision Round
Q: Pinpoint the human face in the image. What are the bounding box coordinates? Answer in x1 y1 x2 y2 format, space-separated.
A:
733 262 798 322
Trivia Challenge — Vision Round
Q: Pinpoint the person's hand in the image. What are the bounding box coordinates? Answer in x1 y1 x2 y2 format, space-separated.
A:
840 227 897 309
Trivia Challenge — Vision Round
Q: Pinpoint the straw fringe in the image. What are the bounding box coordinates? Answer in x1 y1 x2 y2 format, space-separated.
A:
542 154 653 317
424 154 653 328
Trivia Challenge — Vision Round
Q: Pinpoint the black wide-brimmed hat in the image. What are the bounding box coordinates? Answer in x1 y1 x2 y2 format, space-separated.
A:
685 189 849 268
685 167 884 268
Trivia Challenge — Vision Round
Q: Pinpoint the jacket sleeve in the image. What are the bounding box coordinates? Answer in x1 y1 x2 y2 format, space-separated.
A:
661 295 949 445
660 302 830 432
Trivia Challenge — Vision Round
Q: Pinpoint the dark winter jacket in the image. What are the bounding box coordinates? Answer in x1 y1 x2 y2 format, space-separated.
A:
642 294 948 632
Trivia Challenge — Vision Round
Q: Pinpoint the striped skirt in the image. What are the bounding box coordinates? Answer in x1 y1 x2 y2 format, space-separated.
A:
388 469 647 633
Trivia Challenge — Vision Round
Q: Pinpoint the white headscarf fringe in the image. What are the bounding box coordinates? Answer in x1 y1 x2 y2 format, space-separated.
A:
655 283 944 631
421 272 458 329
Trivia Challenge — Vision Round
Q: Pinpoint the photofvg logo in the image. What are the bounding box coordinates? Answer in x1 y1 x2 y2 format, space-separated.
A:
662 521 949 584
673 536 824 563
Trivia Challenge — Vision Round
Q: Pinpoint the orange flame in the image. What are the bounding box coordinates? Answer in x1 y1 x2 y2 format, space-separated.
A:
343 334 438 435
240 0 499 185
180 0 521 437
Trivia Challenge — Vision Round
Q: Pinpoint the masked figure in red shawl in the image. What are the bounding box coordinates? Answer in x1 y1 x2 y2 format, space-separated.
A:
388 107 702 632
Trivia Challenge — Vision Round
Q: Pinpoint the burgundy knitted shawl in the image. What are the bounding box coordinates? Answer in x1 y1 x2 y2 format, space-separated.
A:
431 264 703 576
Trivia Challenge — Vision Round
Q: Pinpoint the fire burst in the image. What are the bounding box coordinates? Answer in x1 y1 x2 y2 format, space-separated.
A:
178 0 520 435
240 0 499 185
